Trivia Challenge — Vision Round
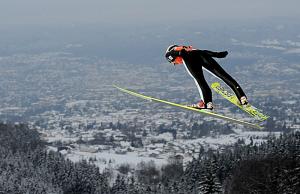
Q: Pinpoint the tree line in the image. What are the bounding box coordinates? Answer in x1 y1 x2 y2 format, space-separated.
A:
0 123 299 193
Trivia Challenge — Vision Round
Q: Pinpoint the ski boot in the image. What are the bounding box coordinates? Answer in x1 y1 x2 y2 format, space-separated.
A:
188 100 213 110
240 96 249 107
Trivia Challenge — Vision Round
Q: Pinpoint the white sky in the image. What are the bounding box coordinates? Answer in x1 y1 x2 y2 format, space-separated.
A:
0 0 299 25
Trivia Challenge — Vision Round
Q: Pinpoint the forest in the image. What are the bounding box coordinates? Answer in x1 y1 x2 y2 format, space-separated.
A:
0 123 299 194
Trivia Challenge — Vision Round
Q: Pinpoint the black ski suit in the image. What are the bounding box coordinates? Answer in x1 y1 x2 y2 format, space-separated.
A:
180 49 246 104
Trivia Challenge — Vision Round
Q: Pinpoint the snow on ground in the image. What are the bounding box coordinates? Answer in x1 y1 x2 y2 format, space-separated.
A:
66 150 167 171
282 100 297 105
43 122 282 173
51 130 282 173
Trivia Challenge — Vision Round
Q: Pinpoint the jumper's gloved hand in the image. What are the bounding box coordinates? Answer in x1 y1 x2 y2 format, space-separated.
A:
216 51 228 58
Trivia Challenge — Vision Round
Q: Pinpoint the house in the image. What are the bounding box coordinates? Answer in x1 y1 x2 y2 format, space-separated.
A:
168 154 184 164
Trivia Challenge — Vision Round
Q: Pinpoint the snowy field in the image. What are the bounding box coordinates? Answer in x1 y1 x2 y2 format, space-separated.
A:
45 129 282 172
67 150 167 171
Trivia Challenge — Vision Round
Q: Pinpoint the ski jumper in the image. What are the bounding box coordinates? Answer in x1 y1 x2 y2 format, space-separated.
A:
180 49 246 104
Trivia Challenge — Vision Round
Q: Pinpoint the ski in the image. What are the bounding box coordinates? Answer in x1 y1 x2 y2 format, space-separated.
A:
114 85 263 130
211 82 269 121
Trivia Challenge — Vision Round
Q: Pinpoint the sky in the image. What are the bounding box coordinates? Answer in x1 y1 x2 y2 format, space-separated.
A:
0 0 300 26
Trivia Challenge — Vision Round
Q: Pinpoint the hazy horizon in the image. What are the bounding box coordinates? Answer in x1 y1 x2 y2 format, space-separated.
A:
1 1 300 65
1 0 300 26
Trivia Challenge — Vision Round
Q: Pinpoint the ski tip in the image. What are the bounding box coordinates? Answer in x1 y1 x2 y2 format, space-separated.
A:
246 123 264 130
256 125 265 130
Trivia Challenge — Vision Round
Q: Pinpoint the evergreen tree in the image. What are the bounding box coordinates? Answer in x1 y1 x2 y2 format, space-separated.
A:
199 159 222 194
127 176 140 194
111 174 128 194
0 123 109 194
